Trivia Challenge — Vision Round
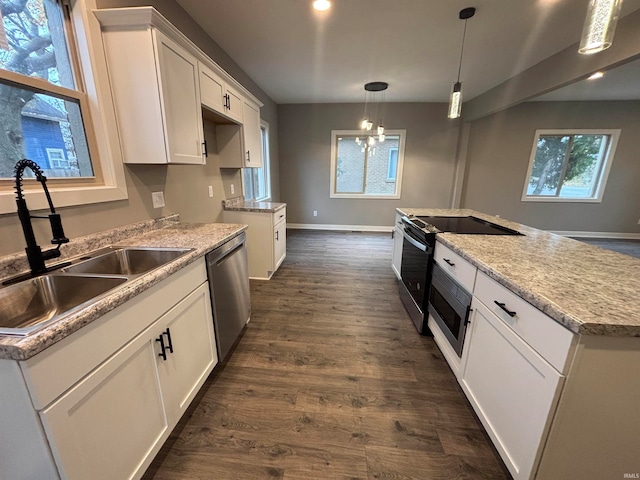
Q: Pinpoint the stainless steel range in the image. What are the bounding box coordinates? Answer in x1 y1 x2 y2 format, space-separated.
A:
398 215 522 349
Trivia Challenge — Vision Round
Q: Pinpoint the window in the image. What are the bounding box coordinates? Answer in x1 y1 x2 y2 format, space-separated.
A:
0 0 128 214
243 121 271 201
330 129 406 199
522 129 619 202
387 147 398 181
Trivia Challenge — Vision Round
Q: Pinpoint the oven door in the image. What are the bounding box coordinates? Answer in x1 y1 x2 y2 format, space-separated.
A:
428 263 472 357
399 227 433 333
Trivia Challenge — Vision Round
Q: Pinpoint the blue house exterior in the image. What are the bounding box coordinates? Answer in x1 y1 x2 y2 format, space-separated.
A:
21 96 69 170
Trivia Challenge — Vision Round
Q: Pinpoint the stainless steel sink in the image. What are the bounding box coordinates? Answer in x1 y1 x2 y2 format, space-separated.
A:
62 247 191 276
0 274 127 336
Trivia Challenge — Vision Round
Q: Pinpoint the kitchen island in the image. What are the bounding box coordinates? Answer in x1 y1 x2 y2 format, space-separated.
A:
397 208 640 480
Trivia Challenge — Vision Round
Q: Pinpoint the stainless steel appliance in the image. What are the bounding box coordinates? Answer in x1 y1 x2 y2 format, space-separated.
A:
428 263 472 356
205 232 251 362
398 215 522 345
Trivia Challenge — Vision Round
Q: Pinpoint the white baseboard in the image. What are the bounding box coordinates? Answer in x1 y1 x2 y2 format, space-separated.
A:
287 223 393 233
551 230 640 240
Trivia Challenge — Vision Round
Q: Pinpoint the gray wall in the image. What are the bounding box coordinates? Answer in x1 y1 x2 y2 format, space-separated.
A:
461 101 640 233
278 103 462 227
0 0 278 257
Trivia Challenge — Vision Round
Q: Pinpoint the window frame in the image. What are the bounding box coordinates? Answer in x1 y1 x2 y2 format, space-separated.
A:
330 129 406 199
0 0 128 214
521 129 620 203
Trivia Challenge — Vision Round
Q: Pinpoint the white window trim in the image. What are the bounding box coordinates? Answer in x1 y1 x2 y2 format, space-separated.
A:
257 119 271 201
521 129 620 203
330 129 406 199
0 0 127 214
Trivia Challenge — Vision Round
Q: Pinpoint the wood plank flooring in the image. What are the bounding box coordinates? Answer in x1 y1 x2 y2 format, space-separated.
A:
143 230 511 480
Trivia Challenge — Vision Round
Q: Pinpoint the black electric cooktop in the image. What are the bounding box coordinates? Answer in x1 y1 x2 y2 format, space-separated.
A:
416 216 523 235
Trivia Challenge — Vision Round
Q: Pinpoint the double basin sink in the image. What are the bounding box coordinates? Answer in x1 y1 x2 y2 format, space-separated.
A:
0 247 191 336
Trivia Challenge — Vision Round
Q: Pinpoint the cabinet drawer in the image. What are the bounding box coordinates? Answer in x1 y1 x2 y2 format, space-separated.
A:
474 271 575 373
434 241 477 292
273 207 286 226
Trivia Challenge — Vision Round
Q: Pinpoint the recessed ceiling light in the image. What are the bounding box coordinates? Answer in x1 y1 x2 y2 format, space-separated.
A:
588 71 605 80
313 0 331 11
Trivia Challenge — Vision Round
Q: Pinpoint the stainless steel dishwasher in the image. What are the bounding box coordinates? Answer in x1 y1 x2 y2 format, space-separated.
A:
205 232 251 362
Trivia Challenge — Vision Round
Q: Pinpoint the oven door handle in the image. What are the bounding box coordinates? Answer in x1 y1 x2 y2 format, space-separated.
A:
403 230 427 252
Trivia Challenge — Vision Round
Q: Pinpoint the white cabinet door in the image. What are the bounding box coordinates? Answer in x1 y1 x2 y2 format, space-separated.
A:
242 101 263 168
392 216 403 280
461 300 564 480
199 64 243 124
41 333 168 480
274 220 287 271
155 283 217 425
155 31 204 164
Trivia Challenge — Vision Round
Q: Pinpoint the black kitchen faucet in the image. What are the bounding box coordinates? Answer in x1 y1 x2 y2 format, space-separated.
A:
14 159 69 276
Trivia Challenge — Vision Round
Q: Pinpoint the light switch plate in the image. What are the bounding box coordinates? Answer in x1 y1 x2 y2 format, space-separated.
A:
208 186 214 197
230 184 235 195
152 191 165 209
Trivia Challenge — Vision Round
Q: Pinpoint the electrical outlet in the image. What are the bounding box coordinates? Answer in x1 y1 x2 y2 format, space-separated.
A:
151 191 165 209
208 185 214 198
313 210 318 217
230 184 235 195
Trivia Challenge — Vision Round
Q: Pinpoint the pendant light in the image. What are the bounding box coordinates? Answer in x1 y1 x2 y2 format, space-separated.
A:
359 81 388 146
578 0 623 55
448 7 475 120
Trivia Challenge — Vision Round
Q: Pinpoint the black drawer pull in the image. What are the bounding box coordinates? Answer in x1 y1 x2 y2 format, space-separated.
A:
156 335 167 361
163 328 174 353
443 258 455 267
494 301 516 317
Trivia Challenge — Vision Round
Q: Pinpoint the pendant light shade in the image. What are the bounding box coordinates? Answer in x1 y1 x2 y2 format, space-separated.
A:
448 8 475 120
579 0 623 55
448 82 463 119
359 82 388 144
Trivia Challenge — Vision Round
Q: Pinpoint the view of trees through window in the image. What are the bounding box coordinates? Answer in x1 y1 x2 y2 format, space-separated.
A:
0 0 93 179
525 132 612 199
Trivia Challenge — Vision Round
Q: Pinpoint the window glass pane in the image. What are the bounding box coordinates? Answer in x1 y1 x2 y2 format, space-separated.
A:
0 0 75 89
387 147 398 181
365 135 399 195
0 81 93 178
243 168 254 201
527 135 569 196
335 137 365 193
558 134 606 198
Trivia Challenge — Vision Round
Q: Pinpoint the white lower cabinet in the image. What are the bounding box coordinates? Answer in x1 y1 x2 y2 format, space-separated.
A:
41 333 168 480
391 213 403 279
155 283 217 425
11 259 218 480
461 299 564 480
224 208 286 279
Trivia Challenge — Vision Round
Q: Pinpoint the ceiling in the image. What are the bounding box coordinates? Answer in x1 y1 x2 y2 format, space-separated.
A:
175 0 640 104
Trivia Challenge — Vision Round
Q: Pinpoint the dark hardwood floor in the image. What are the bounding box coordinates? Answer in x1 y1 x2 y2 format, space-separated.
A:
143 230 511 479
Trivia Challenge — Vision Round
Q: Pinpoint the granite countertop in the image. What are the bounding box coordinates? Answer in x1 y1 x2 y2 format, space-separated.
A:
398 208 640 337
223 197 286 213
0 217 247 360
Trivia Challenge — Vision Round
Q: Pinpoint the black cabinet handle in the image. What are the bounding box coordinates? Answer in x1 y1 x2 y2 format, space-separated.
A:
202 140 208 157
443 258 455 267
246 150 251 162
276 231 279 241
163 328 174 353
494 301 516 317
156 335 167 361
224 93 230 109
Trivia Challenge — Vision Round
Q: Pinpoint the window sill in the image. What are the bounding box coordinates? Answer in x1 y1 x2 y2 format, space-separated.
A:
521 196 603 203
330 193 401 200
0 184 128 215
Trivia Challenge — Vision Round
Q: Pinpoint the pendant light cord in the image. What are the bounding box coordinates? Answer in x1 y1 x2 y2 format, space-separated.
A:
456 18 469 83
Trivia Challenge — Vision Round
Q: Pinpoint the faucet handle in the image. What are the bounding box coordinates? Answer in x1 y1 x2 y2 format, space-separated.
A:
49 214 69 245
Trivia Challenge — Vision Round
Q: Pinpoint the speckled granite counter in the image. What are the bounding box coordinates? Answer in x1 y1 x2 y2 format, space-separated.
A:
223 197 286 213
0 217 247 360
398 208 640 337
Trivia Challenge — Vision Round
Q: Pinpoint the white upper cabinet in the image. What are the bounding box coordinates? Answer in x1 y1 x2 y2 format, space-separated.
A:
95 7 263 166
96 14 205 165
199 63 243 124
242 100 263 168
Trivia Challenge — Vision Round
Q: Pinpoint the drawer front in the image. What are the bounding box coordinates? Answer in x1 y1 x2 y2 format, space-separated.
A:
474 271 575 373
273 207 287 226
434 241 477 292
